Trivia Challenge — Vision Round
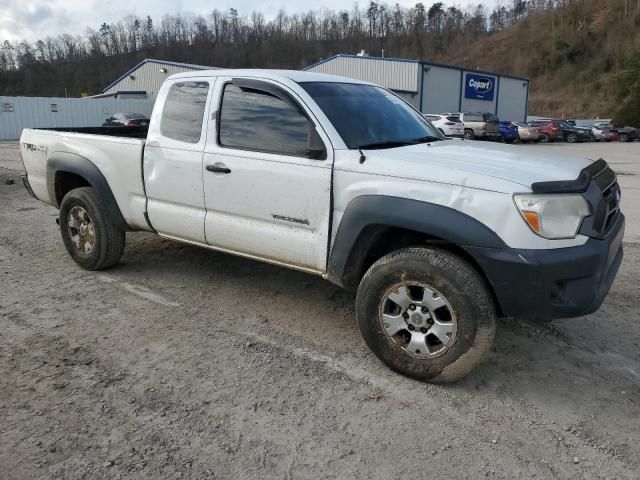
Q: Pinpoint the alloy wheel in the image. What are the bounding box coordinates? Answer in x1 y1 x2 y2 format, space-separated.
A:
379 282 457 358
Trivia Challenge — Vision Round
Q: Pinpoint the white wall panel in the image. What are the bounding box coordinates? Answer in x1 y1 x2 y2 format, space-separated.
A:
0 96 155 140
497 77 529 122
421 66 461 114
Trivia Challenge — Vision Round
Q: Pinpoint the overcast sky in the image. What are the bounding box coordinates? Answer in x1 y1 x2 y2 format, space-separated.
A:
1 0 498 42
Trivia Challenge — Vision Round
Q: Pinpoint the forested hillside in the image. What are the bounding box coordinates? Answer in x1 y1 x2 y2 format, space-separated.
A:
1 0 639 123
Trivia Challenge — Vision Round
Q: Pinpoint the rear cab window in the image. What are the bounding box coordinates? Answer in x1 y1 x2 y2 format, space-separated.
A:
463 113 483 122
160 81 210 143
483 113 499 123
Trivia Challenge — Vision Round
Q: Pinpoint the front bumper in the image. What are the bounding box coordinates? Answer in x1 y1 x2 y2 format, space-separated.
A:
464 214 625 321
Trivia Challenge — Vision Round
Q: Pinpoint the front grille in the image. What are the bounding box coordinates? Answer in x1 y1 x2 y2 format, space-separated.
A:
591 166 621 236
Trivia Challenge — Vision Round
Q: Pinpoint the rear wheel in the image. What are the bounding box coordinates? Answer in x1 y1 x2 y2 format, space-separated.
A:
539 133 550 143
59 187 125 270
356 247 496 383
464 129 475 140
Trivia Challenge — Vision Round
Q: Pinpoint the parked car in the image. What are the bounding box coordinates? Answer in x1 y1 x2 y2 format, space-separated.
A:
555 120 593 143
513 122 541 142
530 120 590 143
442 111 501 140
498 121 519 143
424 114 464 138
19 69 625 383
528 120 562 143
591 125 613 142
610 126 638 142
102 112 150 127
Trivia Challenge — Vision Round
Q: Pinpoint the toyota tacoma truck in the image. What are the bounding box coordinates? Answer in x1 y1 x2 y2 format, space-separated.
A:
19 70 625 382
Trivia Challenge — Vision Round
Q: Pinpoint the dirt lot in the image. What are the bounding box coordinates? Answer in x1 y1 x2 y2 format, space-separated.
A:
1 140 639 479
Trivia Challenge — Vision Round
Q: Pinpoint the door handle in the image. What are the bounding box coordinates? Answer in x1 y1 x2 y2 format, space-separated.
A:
206 164 231 174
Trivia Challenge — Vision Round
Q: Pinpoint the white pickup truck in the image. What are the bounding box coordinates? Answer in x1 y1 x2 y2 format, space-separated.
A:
19 69 625 382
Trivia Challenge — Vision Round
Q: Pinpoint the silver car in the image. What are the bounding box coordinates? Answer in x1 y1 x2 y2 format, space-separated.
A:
514 122 541 142
442 112 501 140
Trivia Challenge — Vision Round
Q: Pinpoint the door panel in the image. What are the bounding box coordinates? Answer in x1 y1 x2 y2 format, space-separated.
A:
144 79 214 242
203 78 333 272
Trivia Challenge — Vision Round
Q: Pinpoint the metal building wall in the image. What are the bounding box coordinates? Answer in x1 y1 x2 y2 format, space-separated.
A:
497 77 529 121
0 96 155 140
394 91 419 108
420 65 461 114
307 56 420 93
104 61 210 101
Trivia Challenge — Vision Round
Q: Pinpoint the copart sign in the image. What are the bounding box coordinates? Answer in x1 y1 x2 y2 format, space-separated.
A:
464 73 495 101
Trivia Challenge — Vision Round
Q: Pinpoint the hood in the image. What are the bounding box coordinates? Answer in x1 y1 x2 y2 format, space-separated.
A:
360 139 593 192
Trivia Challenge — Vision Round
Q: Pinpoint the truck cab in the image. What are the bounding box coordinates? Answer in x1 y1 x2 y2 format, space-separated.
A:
19 69 625 382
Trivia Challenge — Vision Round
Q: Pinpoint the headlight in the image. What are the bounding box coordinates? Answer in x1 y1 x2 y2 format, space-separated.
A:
514 194 590 239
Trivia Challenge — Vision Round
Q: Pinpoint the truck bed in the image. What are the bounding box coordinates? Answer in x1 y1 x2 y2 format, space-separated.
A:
20 127 150 231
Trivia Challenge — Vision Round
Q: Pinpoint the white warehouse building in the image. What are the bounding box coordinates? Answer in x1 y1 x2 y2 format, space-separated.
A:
306 54 530 121
99 59 218 102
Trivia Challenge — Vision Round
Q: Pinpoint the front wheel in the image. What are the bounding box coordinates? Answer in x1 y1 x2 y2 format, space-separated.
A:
356 247 496 383
566 132 578 143
59 187 125 270
539 134 550 143
464 129 475 140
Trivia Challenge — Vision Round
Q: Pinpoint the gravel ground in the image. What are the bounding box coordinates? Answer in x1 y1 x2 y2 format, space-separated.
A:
1 140 639 479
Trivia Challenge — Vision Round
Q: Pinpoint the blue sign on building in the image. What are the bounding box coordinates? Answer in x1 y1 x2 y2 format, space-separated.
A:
464 73 496 101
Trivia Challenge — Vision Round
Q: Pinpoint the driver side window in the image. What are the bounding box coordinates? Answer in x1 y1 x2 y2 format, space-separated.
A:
218 83 324 159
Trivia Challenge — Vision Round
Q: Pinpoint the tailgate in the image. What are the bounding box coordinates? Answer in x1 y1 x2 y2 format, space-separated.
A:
20 129 52 203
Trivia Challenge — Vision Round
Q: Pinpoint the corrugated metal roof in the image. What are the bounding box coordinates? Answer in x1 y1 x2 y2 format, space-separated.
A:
102 59 216 94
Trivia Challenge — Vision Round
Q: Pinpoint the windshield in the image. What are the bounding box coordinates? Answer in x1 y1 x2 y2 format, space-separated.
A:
300 82 442 149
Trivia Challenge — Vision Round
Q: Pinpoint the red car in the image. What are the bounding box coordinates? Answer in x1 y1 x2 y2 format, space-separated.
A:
528 120 562 143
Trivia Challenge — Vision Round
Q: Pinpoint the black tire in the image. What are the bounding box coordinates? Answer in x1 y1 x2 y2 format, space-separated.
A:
356 247 496 383
566 132 578 143
539 133 549 143
59 187 125 270
619 133 629 143
464 129 474 140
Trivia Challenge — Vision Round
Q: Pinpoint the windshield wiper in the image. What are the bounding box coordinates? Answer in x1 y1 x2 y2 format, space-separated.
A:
356 140 416 150
357 136 440 150
410 135 441 143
